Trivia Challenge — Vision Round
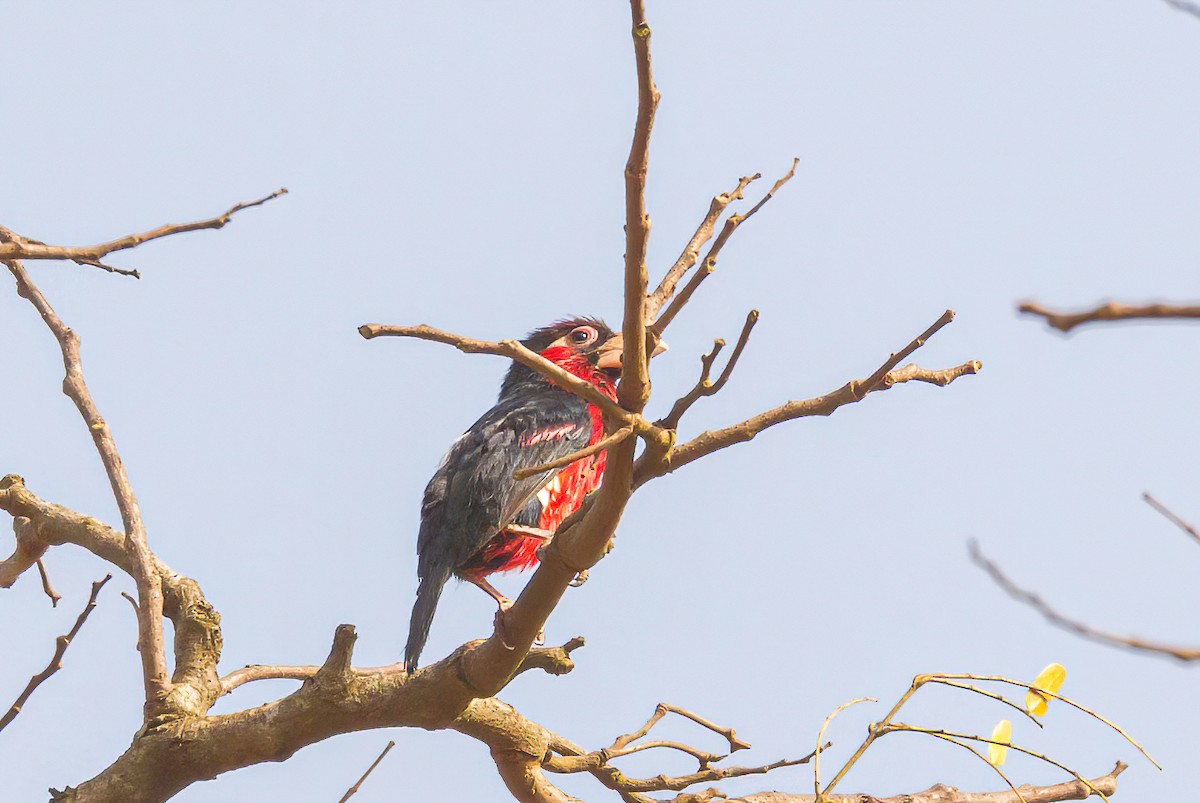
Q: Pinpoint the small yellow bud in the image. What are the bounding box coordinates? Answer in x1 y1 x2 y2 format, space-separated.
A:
988 719 1012 767
1025 663 1067 717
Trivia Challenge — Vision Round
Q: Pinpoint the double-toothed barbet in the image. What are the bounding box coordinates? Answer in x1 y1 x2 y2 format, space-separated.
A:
404 317 663 673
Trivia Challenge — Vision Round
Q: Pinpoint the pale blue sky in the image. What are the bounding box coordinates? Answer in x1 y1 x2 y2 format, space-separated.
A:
4 2 1200 800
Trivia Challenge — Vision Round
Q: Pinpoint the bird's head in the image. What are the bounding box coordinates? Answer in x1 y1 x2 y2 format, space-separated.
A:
500 317 666 398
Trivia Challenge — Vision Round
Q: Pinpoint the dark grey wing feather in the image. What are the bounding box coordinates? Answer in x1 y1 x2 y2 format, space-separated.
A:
416 392 592 579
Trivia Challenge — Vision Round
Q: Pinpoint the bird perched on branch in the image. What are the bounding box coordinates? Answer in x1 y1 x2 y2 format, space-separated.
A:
404 317 663 673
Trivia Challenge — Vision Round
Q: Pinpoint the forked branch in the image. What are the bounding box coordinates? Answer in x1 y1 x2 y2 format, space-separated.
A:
543 703 815 799
0 189 286 278
659 309 758 430
646 174 760 320
1 575 110 733
651 159 798 337
4 260 171 715
644 310 978 482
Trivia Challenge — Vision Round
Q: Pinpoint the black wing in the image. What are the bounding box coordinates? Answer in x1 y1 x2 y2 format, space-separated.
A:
416 390 592 579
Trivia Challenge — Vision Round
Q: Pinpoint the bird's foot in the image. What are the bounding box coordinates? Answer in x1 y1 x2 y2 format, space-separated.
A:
503 524 553 541
493 599 516 650
569 569 589 587
492 600 544 648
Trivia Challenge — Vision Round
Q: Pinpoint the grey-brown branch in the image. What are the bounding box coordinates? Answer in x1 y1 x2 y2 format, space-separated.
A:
972 540 1200 662
1 574 110 733
1018 300 1200 333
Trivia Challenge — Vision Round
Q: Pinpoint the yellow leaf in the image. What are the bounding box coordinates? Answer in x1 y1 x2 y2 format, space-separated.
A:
988 719 1012 767
1025 663 1067 717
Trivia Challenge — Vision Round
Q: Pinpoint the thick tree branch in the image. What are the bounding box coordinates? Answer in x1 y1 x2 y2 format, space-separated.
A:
619 0 660 415
0 189 286 277
1 574 110 733
0 477 224 718
0 516 48 589
971 541 1200 662
217 637 586 700
4 260 171 716
1018 300 1200 333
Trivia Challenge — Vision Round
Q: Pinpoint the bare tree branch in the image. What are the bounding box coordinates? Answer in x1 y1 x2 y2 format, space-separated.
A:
1018 300 1200 333
650 159 798 337
36 558 62 607
545 723 817 797
645 311 975 481
0 476 224 719
1142 492 1200 545
0 189 286 277
646 174 760 320
513 427 635 481
0 574 110 733
659 310 758 430
674 762 1125 802
4 259 172 715
971 540 1200 662
618 0 661 415
358 322 634 426
0 515 48 590
337 740 395 803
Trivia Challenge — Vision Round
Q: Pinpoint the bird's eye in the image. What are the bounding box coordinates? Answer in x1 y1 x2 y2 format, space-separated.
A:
569 326 597 345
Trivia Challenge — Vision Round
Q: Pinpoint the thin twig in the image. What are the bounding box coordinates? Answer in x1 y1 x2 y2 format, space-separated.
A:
917 730 1027 803
646 174 760 320
0 189 287 277
337 740 396 803
971 540 1200 663
659 310 758 430
924 678 1044 728
881 360 982 388
513 427 634 481
0 574 110 733
887 724 1108 803
35 559 61 607
812 697 873 798
358 323 633 425
1018 300 1200 333
651 158 798 337
120 591 139 613
1142 492 1200 545
929 671 1160 771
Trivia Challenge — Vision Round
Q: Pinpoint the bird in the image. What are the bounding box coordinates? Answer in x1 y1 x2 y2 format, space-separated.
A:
404 317 659 673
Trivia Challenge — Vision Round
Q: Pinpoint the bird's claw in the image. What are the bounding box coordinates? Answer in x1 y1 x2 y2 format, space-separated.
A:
569 569 589 588
494 602 516 650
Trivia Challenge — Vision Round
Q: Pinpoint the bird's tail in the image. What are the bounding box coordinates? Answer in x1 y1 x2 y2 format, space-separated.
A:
405 566 452 673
